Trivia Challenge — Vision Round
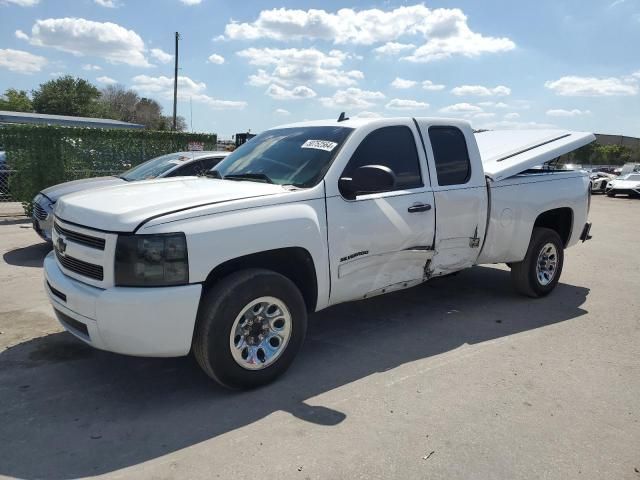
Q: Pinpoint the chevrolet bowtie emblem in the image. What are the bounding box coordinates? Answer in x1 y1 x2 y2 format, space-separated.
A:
57 236 67 255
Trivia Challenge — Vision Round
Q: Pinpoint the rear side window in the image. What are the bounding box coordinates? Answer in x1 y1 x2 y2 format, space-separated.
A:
343 126 422 190
429 126 471 186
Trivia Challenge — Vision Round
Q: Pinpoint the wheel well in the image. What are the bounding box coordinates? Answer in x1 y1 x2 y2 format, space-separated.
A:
203 247 318 312
534 207 573 247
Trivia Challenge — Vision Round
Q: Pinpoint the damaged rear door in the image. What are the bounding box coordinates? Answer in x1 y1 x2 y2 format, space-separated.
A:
415 121 489 275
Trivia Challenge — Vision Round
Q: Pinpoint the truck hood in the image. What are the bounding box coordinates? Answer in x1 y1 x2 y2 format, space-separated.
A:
41 176 125 202
475 129 596 181
54 177 287 232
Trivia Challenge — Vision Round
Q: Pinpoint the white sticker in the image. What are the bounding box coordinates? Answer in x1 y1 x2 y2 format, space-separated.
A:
301 139 338 152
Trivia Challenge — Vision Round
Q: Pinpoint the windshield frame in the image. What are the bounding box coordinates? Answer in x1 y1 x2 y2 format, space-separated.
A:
212 126 355 188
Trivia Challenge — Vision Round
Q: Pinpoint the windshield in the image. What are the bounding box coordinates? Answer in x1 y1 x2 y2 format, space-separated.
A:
121 152 198 181
213 126 353 187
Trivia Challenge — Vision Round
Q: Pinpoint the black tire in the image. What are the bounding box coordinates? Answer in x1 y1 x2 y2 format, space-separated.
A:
606 192 615 197
192 268 307 389
510 227 564 298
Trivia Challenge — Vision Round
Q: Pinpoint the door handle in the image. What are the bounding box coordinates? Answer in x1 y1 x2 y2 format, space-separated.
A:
407 203 432 213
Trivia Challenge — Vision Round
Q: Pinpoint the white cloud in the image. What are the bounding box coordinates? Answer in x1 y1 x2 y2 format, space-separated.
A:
274 108 290 115
94 0 118 7
422 80 445 91
131 74 247 109
82 64 102 71
150 48 172 64
97 75 117 84
504 112 520 120
320 88 385 109
30 17 152 67
354 111 383 118
386 98 429 110
476 120 556 130
224 5 515 62
179 0 202 4
207 53 225 65
472 112 496 119
545 75 638 96
477 101 510 108
0 48 47 73
238 47 364 88
266 84 317 100
2 0 39 6
15 29 29 40
373 42 416 56
391 77 417 89
546 108 591 117
439 102 483 114
451 84 511 96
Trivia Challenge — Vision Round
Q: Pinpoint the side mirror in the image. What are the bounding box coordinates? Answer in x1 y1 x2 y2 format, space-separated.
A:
339 164 396 200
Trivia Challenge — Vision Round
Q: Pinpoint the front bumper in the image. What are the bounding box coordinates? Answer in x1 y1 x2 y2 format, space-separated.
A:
44 251 202 357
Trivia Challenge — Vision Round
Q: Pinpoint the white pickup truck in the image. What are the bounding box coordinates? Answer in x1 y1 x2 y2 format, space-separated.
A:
44 116 594 389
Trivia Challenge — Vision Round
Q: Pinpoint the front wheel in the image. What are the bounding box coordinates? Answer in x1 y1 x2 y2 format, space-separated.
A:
510 227 564 298
606 192 615 197
192 269 307 389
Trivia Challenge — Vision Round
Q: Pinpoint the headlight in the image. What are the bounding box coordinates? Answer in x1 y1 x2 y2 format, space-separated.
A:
115 233 189 286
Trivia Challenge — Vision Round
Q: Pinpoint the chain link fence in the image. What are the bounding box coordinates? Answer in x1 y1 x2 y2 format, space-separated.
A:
0 168 14 202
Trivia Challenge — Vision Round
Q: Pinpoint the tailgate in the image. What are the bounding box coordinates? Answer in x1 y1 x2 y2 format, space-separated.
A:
475 129 595 181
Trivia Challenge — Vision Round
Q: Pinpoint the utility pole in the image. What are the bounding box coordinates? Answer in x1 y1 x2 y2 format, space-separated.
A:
172 32 180 131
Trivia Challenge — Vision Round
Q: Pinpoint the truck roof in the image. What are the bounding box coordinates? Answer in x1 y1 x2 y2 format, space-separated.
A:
275 116 472 130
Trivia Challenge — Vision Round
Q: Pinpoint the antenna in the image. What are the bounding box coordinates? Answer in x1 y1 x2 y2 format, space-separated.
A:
337 112 349 122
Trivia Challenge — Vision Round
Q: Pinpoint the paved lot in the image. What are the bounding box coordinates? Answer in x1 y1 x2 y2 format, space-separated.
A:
0 195 638 480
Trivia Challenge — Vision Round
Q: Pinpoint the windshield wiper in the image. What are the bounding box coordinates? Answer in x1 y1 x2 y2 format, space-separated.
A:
116 175 131 182
205 170 222 179
223 173 273 184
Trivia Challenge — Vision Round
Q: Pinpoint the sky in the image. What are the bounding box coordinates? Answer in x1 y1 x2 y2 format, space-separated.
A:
0 0 639 138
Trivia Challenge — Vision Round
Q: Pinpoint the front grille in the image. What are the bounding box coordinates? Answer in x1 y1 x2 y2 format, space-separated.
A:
55 249 104 281
54 222 105 250
55 309 89 338
33 202 48 220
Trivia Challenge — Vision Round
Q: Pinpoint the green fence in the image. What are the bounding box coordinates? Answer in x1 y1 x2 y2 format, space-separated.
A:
0 124 216 213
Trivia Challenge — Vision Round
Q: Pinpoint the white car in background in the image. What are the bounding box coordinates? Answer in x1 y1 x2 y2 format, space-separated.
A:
605 173 640 197
589 172 616 193
32 151 229 241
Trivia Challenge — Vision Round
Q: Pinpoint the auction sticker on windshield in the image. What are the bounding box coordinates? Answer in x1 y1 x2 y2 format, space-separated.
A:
301 139 338 152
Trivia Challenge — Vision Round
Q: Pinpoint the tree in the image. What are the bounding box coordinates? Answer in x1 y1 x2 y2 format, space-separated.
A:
99 84 140 123
0 88 33 112
32 75 102 117
134 98 164 129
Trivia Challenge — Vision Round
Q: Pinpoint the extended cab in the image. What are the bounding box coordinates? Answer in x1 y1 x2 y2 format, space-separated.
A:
44 117 594 388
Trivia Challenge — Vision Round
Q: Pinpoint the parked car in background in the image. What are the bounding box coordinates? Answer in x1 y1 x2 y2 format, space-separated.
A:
32 151 229 241
590 172 616 193
605 173 640 197
43 117 594 389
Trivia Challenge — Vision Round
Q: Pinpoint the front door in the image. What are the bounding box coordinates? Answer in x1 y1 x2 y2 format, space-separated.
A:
326 124 435 305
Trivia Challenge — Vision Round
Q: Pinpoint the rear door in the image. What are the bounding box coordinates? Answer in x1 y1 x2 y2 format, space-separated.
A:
415 121 488 275
325 122 436 305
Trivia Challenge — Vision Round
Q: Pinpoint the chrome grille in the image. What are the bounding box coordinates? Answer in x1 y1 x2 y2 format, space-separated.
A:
33 202 48 220
55 249 104 281
54 222 106 250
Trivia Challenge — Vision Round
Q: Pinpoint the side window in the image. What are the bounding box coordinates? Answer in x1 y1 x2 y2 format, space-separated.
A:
169 160 206 177
199 156 223 173
343 126 422 191
428 126 471 186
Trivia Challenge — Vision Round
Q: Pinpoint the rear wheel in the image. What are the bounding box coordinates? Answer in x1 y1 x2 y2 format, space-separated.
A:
606 191 615 197
193 269 307 389
510 227 564 298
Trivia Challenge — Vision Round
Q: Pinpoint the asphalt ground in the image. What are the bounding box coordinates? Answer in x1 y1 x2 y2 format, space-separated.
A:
0 194 638 480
